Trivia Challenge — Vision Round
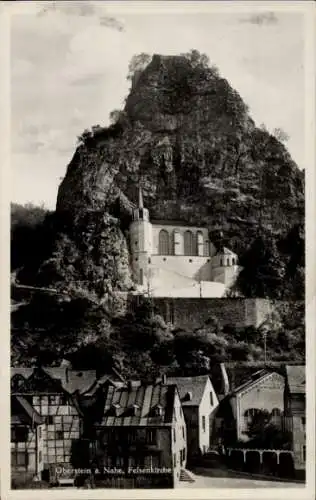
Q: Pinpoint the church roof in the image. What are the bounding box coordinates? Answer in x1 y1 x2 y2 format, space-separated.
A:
216 246 236 256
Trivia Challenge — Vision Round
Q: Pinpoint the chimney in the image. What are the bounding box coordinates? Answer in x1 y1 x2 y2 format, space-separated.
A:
220 363 230 395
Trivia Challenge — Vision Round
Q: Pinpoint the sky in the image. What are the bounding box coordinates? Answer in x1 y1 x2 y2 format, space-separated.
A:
10 2 306 210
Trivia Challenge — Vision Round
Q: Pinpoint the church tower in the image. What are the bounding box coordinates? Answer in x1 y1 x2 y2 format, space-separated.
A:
129 186 153 288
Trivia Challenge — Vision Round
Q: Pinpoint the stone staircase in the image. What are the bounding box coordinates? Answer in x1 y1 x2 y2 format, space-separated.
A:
179 469 195 483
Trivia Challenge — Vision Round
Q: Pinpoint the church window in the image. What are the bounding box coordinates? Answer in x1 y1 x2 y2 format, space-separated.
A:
244 408 260 428
196 231 204 256
220 259 223 266
159 230 170 255
232 258 236 265
226 259 229 266
184 230 194 256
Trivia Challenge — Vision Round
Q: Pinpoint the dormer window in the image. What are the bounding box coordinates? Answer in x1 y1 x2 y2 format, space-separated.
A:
154 405 163 417
184 391 192 402
131 404 140 416
111 403 120 416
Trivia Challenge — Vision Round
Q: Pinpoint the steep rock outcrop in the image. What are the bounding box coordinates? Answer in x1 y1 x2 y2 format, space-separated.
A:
53 54 304 297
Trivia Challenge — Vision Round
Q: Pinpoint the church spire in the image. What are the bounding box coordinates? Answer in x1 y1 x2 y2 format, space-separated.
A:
138 185 144 209
132 183 149 222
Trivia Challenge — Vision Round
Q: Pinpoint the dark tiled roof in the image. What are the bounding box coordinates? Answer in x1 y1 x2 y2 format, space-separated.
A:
42 368 97 395
98 382 177 427
286 365 305 394
166 375 210 406
11 368 33 379
12 395 44 425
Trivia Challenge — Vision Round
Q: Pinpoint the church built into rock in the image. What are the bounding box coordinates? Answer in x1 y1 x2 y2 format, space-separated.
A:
129 188 240 298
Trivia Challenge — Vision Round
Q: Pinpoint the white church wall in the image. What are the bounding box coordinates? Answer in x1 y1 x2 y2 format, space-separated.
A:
150 255 213 281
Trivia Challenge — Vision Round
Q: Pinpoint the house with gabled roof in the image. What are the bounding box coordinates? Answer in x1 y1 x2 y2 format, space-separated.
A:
166 375 218 461
213 366 285 446
89 377 188 488
284 365 305 474
11 366 92 483
11 395 45 482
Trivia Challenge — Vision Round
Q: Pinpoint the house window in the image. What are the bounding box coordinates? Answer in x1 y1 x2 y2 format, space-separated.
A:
48 395 56 405
47 416 54 425
173 453 176 468
210 392 213 406
146 429 156 445
244 408 261 428
202 416 206 432
302 445 306 462
173 428 176 442
184 230 194 256
11 451 28 467
59 394 67 405
144 455 158 468
128 429 137 443
220 259 223 266
56 430 63 440
11 427 28 442
182 426 185 439
301 417 306 430
159 230 170 255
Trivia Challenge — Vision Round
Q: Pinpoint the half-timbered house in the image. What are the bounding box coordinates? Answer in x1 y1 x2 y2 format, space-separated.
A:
11 366 96 482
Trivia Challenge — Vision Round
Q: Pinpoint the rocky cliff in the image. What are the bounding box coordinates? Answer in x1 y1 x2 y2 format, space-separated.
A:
48 53 304 298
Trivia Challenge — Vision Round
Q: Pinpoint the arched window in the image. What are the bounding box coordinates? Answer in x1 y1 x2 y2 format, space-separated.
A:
220 259 223 267
271 408 282 427
196 231 204 256
159 230 170 255
169 232 175 255
226 258 230 266
184 230 194 256
244 408 260 427
232 258 236 265
173 229 181 255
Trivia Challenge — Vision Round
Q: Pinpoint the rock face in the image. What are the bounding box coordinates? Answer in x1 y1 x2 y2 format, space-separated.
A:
54 54 304 298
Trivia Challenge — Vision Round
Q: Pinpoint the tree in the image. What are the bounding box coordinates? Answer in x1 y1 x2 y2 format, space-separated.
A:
127 53 151 80
109 109 127 125
233 233 286 299
273 127 289 143
246 409 291 449
181 49 210 69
